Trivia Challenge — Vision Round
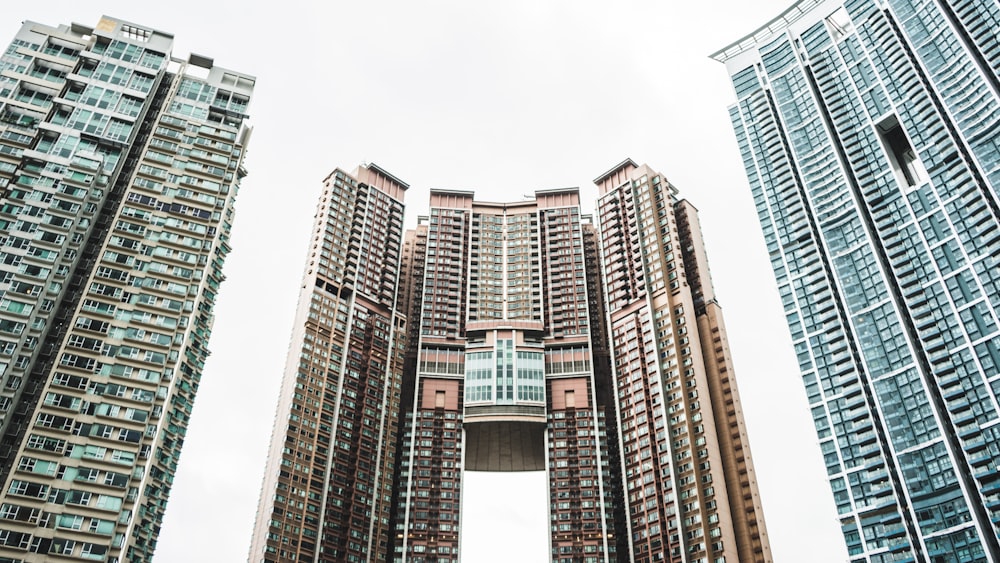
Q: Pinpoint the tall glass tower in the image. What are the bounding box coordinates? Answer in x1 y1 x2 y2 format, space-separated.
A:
715 0 1000 560
250 160 772 563
0 16 253 563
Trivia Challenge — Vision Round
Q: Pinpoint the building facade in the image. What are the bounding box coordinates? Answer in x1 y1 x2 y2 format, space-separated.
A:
248 164 408 563
0 16 253 563
394 188 623 562
595 161 770 563
715 0 1000 561
251 160 770 563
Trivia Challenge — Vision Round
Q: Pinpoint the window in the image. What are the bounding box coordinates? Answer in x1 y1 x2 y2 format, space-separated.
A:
88 518 114 535
50 538 75 555
57 514 84 530
0 529 29 548
66 490 92 506
80 542 108 560
95 495 122 511
0 504 25 521
25 434 66 453
75 467 99 483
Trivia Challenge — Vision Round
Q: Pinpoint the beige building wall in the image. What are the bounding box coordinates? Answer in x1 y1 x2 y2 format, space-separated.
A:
596 159 771 563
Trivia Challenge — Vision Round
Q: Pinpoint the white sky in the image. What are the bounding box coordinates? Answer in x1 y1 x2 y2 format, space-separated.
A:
6 2 850 561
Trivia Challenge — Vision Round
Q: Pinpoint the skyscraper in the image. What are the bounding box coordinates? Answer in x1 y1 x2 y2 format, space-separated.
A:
715 0 1000 560
249 164 408 563
250 160 771 563
595 161 770 563
0 16 253 562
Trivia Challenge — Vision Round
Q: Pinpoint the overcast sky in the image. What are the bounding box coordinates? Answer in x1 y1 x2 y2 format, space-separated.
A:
7 2 850 561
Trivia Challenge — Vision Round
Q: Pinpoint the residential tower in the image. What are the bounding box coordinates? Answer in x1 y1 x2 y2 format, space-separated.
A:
716 0 1000 560
0 16 253 563
250 160 771 563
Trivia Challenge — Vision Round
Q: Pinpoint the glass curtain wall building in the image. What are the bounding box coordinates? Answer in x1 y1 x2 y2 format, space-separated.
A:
715 0 1000 560
250 160 771 563
0 16 253 563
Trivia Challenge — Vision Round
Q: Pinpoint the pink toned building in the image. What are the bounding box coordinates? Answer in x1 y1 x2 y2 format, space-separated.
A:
395 188 622 561
251 160 771 563
249 164 408 563
596 160 770 563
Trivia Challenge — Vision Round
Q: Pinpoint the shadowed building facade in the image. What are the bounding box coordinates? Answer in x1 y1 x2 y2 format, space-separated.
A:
0 16 254 563
716 0 1000 560
250 160 771 563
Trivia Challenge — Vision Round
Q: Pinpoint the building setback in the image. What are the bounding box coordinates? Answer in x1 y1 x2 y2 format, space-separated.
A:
250 160 770 563
715 0 1000 561
0 16 253 563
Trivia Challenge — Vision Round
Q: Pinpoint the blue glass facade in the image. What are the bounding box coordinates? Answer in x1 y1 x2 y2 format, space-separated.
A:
716 0 1000 560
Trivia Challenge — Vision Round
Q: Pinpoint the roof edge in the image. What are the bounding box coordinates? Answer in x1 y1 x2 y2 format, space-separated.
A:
593 158 638 185
710 0 824 63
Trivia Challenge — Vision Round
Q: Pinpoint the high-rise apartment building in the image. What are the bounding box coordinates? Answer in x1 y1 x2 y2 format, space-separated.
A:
0 16 253 562
594 161 770 563
249 164 408 563
715 0 1000 560
250 159 770 563
394 187 624 562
